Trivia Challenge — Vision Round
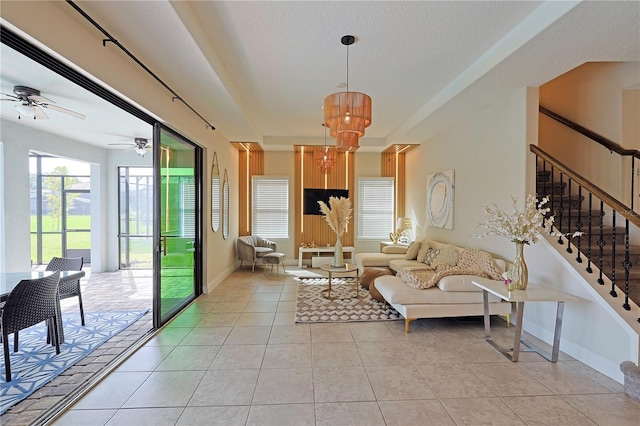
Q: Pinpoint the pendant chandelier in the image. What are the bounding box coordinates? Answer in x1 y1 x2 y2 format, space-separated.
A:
323 35 371 152
314 124 337 173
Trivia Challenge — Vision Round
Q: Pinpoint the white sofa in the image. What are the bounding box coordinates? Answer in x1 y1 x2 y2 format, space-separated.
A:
356 239 512 332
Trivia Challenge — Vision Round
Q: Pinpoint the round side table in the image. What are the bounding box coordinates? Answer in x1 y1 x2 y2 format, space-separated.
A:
320 263 359 299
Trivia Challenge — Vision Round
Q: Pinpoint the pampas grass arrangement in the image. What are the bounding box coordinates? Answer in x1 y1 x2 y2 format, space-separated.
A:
318 196 352 236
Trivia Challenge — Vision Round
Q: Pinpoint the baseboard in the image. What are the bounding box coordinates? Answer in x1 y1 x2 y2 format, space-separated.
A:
523 318 624 383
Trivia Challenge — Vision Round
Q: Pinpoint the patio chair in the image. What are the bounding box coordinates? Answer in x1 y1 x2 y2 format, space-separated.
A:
46 256 85 325
1 272 61 381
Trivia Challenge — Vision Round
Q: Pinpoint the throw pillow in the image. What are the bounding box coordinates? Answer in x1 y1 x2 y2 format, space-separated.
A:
360 267 394 290
431 245 459 267
416 239 432 263
404 241 421 260
382 245 408 254
423 248 440 265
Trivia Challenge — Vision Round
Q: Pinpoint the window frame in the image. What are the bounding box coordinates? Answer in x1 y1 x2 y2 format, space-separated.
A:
251 175 290 239
356 177 395 240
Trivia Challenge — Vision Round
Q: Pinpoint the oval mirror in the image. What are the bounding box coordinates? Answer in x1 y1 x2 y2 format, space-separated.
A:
211 153 220 232
222 169 229 240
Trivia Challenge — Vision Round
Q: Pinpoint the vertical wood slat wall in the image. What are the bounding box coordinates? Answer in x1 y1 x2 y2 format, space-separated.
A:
295 146 355 263
381 151 406 219
237 147 264 236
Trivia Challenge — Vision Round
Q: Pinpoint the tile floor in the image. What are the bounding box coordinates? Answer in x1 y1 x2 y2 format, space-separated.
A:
1 268 153 426
51 269 640 426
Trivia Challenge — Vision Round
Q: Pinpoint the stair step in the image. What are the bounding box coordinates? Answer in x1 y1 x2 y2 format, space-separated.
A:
537 181 567 195
551 209 604 219
549 194 585 209
536 170 551 182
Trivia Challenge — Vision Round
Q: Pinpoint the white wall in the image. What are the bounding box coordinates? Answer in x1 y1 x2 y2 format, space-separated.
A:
539 62 640 203
404 87 638 382
2 2 240 289
1 119 109 271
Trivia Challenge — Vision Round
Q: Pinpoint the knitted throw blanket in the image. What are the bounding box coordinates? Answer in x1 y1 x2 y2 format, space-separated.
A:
398 248 503 289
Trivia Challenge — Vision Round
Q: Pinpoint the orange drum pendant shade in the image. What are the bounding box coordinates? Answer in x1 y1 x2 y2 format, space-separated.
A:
323 35 371 152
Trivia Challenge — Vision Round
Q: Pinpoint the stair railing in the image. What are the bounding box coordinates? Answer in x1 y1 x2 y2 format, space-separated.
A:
539 106 640 212
532 144 640 321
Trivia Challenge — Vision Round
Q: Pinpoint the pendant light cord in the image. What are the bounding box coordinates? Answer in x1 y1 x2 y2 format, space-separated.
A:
65 0 215 131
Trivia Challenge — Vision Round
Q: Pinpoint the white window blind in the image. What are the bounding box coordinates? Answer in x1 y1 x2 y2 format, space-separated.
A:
252 176 289 238
357 178 394 239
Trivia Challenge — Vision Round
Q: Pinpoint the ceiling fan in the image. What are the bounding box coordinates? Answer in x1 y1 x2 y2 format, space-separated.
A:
108 137 151 156
0 85 86 120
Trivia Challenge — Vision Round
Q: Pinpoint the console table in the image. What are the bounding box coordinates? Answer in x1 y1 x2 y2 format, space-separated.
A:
472 278 578 362
297 246 355 268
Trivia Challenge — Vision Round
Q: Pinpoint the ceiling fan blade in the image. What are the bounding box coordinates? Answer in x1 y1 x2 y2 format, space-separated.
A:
29 94 55 103
41 104 86 120
108 143 135 146
33 105 49 120
1 92 19 100
1 98 19 102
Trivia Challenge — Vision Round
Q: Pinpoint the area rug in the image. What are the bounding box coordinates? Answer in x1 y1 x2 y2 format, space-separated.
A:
295 277 401 323
0 309 149 415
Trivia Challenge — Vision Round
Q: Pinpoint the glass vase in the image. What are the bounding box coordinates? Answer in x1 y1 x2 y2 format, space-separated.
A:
511 241 528 290
332 234 345 268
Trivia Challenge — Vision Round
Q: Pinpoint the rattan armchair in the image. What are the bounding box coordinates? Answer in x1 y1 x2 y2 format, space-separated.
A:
237 236 277 272
1 272 61 381
46 256 85 325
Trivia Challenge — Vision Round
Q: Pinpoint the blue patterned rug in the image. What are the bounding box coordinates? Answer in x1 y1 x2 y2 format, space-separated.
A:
0 310 149 415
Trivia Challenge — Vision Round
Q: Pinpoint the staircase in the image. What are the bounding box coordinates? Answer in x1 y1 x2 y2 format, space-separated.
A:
534 155 640 314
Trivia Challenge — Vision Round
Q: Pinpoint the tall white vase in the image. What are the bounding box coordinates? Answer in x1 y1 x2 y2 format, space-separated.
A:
332 234 345 268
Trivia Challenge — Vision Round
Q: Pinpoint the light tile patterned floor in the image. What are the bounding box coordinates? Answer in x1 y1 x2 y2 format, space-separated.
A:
0 267 153 426
52 269 640 426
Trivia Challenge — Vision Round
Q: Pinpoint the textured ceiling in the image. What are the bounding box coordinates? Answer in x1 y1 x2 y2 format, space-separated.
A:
1 1 638 152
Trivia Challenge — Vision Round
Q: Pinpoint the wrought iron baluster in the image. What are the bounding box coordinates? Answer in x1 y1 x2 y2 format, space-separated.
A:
623 218 631 311
557 172 565 245
576 186 583 263
597 200 605 285
586 193 593 274
610 210 617 297
566 178 573 253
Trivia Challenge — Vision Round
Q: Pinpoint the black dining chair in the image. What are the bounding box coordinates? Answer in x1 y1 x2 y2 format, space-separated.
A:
1 272 61 381
46 257 85 325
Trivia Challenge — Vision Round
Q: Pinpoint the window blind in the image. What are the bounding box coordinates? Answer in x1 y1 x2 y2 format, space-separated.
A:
357 177 394 239
252 176 289 238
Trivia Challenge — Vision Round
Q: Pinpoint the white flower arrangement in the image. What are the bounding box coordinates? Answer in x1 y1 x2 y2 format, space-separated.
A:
476 194 582 245
318 196 352 236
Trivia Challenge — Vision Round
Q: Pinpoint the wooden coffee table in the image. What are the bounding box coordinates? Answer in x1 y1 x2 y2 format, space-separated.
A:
320 263 359 300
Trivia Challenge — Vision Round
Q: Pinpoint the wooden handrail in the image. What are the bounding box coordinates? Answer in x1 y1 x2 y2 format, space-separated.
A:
531 144 640 229
539 106 640 159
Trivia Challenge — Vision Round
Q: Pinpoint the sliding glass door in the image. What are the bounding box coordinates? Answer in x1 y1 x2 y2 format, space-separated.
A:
153 124 202 327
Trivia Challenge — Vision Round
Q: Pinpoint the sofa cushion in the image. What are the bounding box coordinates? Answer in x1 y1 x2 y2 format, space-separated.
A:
437 275 486 292
355 252 406 269
382 245 408 254
431 245 459 267
404 241 421 260
374 276 501 305
389 259 424 272
360 267 394 289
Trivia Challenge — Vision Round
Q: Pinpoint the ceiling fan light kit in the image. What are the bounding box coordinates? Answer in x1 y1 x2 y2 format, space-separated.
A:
1 85 86 120
108 137 150 156
323 35 371 152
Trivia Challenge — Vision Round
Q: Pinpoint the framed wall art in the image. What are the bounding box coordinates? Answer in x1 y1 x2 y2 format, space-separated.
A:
426 169 454 229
